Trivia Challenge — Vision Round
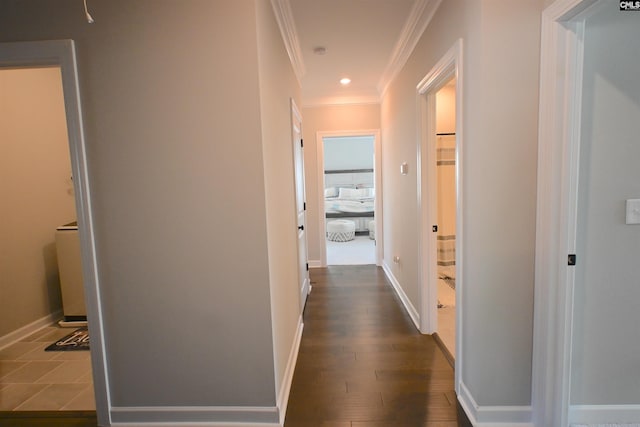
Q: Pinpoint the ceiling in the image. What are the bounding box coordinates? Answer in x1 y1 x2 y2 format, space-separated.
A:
278 0 441 106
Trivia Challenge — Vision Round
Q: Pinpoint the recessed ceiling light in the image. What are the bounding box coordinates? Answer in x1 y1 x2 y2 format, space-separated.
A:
340 78 351 85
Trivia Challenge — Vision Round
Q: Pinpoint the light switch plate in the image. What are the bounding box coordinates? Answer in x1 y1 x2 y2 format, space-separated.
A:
626 199 640 224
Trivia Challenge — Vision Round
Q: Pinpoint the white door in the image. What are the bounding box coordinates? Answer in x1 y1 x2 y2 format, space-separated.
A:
533 2 640 425
292 100 310 310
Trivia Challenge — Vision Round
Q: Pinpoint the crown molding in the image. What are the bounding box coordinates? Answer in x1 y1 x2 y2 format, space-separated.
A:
377 0 443 97
301 94 381 108
270 0 305 85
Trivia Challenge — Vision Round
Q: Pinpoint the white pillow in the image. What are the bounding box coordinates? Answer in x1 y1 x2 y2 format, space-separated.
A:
324 187 338 198
338 187 369 200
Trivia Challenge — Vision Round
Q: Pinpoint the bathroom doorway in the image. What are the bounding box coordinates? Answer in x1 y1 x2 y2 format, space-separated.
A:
417 41 463 385
434 78 457 357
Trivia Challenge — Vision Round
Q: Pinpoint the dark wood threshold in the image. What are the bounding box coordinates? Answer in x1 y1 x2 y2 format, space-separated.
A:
433 332 455 368
0 411 98 427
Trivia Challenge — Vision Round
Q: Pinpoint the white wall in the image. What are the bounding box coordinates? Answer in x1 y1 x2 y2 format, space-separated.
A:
436 81 456 134
381 0 542 410
324 136 374 171
0 0 284 419
302 104 381 264
436 82 457 243
0 67 75 338
572 5 640 406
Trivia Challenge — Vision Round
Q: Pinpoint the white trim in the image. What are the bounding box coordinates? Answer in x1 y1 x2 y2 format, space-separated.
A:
316 132 327 267
416 39 463 393
307 260 321 268
569 405 640 425
315 129 383 267
302 95 381 108
270 0 305 85
302 100 381 109
112 423 279 427
0 310 62 351
458 382 533 427
572 425 640 427
275 317 303 425
378 0 443 97
0 40 109 426
532 2 603 426
381 261 420 330
373 130 383 266
110 406 280 425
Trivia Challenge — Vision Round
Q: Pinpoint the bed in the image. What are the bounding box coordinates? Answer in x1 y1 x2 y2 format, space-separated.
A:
324 169 375 233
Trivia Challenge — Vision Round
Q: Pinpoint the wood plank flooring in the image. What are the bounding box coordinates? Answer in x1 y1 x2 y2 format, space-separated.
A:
284 265 471 427
0 411 97 427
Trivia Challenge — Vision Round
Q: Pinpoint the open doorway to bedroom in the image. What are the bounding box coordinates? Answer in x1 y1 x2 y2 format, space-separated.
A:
318 132 381 266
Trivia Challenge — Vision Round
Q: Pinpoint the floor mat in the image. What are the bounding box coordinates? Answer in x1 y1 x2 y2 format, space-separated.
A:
44 327 90 351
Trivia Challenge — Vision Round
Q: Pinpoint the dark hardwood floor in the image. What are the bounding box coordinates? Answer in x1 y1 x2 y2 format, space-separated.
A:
0 411 97 427
284 265 472 427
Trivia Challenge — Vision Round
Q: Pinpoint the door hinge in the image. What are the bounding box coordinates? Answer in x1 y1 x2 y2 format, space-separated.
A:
304 202 306 211
300 138 304 148
306 262 309 271
568 254 576 266
432 225 438 232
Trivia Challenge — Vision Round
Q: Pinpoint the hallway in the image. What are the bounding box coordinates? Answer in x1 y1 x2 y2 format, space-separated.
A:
284 265 471 426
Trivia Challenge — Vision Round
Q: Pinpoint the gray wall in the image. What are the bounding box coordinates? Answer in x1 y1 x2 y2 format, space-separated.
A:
572 4 640 405
255 0 303 403
381 0 542 407
0 0 280 410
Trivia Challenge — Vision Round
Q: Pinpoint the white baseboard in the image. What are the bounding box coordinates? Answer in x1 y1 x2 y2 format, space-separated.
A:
570 404 640 426
111 421 280 427
276 316 303 424
110 319 304 427
458 382 533 427
308 260 321 268
110 406 280 426
381 261 420 330
0 310 62 351
573 425 640 427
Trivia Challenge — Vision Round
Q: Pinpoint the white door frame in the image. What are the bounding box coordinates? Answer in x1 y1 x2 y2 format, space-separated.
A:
532 1 603 426
416 39 463 392
0 40 109 425
291 99 310 310
316 130 383 267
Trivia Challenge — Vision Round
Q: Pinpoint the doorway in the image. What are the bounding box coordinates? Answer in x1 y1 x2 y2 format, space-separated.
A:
316 130 382 267
0 65 95 412
417 39 463 391
434 78 457 357
0 40 105 423
533 1 640 425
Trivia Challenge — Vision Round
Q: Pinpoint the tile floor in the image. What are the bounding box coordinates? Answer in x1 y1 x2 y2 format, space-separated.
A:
437 278 456 356
0 325 95 411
